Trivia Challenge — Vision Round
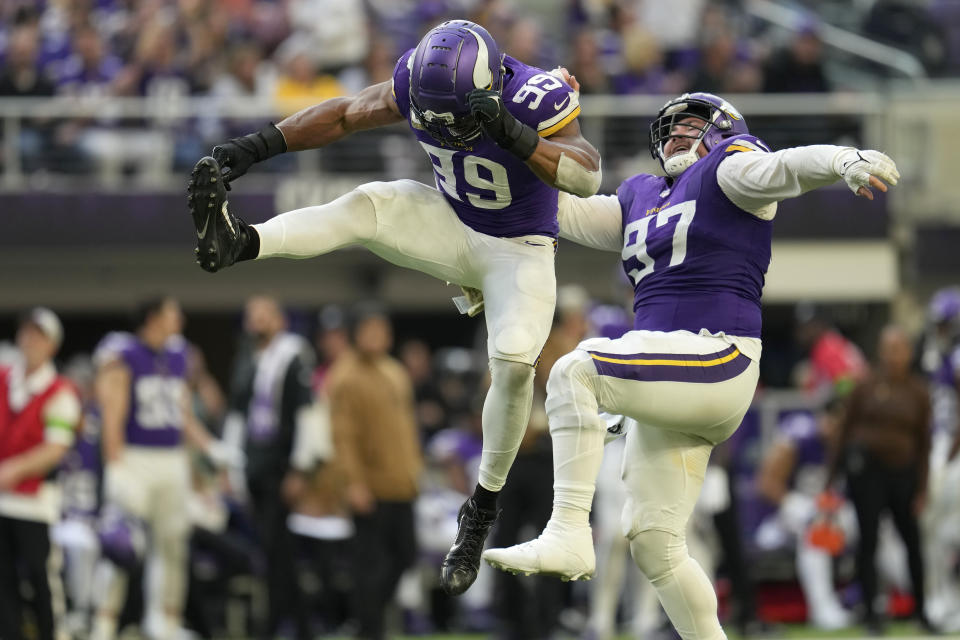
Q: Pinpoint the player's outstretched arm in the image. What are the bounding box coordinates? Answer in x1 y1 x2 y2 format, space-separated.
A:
717 144 900 217
212 81 405 188
467 89 601 197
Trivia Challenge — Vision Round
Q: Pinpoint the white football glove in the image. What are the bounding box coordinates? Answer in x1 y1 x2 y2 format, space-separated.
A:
834 148 900 198
103 461 136 508
204 439 246 469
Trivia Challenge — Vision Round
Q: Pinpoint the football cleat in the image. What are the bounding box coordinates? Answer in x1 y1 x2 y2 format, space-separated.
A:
188 156 251 273
482 523 595 581
440 497 499 595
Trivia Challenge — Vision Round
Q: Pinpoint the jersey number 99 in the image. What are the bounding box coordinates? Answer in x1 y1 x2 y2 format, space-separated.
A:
420 142 512 210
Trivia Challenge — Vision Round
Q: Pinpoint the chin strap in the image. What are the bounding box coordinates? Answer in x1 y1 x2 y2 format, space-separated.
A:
662 135 706 177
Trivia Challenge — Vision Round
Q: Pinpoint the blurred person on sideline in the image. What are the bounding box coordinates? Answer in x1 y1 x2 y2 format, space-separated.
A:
755 399 854 630
222 294 321 640
90 296 234 640
188 18 600 597
327 304 423 640
795 305 869 398
482 80 900 640
825 325 935 634
55 355 103 637
762 25 830 94
0 308 81 640
919 288 960 629
400 339 449 440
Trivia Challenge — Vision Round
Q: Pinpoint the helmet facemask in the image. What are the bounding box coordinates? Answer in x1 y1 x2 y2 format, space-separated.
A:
409 96 484 149
649 96 741 177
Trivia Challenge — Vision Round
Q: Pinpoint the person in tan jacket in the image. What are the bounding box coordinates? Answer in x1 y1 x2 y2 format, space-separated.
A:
327 304 423 640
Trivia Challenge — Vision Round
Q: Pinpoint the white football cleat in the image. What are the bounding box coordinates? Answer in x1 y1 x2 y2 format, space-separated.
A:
482 524 595 581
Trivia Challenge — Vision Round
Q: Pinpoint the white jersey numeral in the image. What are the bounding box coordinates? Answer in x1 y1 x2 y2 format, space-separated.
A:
420 142 512 210
512 73 563 110
134 376 184 430
622 200 696 285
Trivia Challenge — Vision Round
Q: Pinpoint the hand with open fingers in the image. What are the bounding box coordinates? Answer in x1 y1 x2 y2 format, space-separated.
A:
834 149 900 200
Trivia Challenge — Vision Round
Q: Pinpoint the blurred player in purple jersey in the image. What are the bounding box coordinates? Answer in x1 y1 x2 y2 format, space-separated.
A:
187 19 601 596
90 297 235 640
919 288 960 630
482 89 899 640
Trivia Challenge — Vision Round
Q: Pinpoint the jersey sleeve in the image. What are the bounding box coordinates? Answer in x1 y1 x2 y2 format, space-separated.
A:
720 135 771 157
507 68 580 137
93 332 134 369
716 138 848 219
950 346 960 377
557 192 622 252
779 411 817 445
391 48 414 119
42 387 81 446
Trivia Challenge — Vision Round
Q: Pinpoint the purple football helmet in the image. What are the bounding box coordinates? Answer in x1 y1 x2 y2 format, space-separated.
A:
649 92 750 177
929 287 960 325
408 20 502 148
97 504 147 570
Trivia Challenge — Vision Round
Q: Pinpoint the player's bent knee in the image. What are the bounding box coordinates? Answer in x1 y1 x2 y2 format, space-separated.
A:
489 357 534 388
628 529 687 583
546 350 595 396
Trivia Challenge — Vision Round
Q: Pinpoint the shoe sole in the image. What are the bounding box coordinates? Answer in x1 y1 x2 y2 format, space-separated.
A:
483 556 594 582
187 156 228 271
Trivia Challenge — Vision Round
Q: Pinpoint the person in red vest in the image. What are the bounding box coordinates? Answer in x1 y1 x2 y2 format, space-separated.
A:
0 307 81 640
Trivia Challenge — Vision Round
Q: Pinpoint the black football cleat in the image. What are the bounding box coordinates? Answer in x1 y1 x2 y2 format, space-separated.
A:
440 497 499 596
188 156 251 273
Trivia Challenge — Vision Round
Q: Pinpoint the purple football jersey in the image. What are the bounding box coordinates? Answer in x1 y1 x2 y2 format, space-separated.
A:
928 345 960 435
779 411 828 494
94 332 188 448
616 135 773 337
393 50 581 238
59 406 102 517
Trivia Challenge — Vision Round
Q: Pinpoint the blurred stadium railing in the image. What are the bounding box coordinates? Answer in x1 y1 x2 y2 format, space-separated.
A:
0 90 957 318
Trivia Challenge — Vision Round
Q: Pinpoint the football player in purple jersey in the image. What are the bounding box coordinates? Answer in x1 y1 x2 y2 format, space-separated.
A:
90 297 236 640
187 20 600 595
919 288 960 629
482 91 899 640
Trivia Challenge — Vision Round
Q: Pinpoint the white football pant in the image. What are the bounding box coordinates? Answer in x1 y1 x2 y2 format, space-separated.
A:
255 180 558 491
547 329 758 640
92 448 190 640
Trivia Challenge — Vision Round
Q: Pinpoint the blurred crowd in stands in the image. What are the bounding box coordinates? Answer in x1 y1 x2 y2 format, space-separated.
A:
1 0 959 176
2 285 960 638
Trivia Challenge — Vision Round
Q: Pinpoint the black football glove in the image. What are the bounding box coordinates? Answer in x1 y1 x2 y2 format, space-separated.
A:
211 123 287 190
467 88 539 160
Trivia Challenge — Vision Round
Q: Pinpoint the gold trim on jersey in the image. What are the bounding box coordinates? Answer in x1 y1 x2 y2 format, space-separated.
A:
589 348 742 368
539 105 581 137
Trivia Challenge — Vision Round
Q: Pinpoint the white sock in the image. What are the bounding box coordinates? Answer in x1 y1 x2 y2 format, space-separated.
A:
254 189 377 259
631 530 727 640
476 358 535 492
545 350 606 529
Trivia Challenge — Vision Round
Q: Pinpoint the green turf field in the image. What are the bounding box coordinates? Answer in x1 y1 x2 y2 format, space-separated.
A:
311 621 952 640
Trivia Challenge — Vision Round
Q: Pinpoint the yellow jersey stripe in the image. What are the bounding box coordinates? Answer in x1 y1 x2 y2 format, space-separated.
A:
725 144 756 154
589 348 742 368
539 106 581 137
